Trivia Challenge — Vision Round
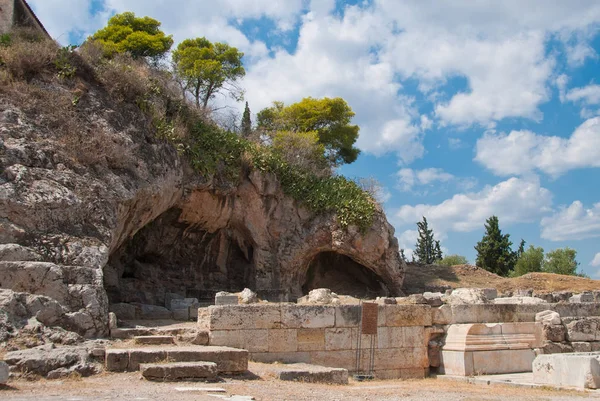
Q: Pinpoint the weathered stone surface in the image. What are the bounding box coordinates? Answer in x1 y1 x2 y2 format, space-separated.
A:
297 329 325 351
565 318 599 342
384 304 432 327
494 297 547 305
541 341 573 354
282 304 335 329
422 292 443 307
269 329 298 353
171 298 199 310
535 310 561 325
277 363 348 384
238 288 258 304
135 304 173 320
572 342 593 352
5 344 99 378
215 294 239 306
108 312 117 330
542 324 566 342
140 361 218 381
432 304 452 325
0 244 42 262
375 297 397 305
444 288 489 305
440 349 535 375
325 328 353 351
208 305 282 330
133 336 175 345
570 292 594 303
533 353 600 389
0 361 9 384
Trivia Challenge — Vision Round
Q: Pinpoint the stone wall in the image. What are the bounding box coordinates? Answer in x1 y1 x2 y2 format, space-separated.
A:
199 304 432 379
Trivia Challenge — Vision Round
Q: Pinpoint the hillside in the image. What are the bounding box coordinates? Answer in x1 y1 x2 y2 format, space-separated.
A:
403 263 600 295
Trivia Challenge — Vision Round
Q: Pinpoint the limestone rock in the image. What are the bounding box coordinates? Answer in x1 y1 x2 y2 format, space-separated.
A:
108 312 117 330
0 361 8 384
565 318 599 342
535 310 561 325
443 288 489 305
4 344 99 378
238 288 258 304
542 324 566 342
109 303 136 321
0 244 42 261
375 297 397 305
299 288 340 305
422 292 443 307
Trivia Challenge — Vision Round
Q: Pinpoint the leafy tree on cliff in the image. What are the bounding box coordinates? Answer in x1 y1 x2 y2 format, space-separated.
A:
172 37 245 108
90 12 173 60
257 97 361 167
511 245 544 277
543 247 580 276
474 216 516 276
414 216 442 264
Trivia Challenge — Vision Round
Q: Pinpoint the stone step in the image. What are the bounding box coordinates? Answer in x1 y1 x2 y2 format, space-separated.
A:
277 363 349 384
140 361 218 381
111 328 208 345
133 335 176 345
105 346 248 374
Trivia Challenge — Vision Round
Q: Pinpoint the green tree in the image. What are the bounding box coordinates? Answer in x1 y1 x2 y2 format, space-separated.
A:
271 130 329 175
516 239 526 259
511 245 544 277
257 97 361 167
400 249 408 263
172 37 245 108
90 12 173 60
414 216 441 264
474 216 516 276
543 247 580 276
438 254 469 266
241 101 252 138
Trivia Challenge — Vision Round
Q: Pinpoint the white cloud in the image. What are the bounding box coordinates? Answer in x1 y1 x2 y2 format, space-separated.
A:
566 84 600 105
475 117 600 177
395 177 553 235
397 168 454 191
541 201 600 241
591 253 600 267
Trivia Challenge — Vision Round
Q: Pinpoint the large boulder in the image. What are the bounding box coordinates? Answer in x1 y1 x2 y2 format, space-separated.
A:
4 344 101 378
443 288 489 305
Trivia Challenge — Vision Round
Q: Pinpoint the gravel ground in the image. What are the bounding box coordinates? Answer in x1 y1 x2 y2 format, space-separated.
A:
1 363 598 401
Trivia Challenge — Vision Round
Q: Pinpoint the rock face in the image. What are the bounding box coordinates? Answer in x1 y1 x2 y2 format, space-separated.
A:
0 80 404 339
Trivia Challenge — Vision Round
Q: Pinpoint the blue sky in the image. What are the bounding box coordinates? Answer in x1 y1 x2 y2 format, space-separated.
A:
29 0 600 276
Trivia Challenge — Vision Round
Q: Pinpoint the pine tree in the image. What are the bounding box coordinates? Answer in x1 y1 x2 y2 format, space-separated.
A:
414 216 441 264
241 101 252 137
474 216 516 276
400 249 408 263
516 239 526 259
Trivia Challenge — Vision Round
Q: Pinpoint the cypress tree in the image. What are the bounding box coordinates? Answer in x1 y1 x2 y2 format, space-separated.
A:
241 101 252 137
414 216 441 264
474 216 516 276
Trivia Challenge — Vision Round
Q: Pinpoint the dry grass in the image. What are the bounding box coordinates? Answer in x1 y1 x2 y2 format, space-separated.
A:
0 29 58 81
403 263 600 295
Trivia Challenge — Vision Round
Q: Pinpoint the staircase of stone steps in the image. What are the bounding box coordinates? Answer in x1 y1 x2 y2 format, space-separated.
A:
105 345 249 381
110 325 209 345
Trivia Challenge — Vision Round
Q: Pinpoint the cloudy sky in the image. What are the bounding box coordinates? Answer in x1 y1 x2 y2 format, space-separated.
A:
29 0 600 277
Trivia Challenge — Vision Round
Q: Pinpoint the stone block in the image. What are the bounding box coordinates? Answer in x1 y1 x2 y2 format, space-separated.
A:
137 304 173 320
208 305 281 330
197 307 210 330
164 292 184 309
482 288 498 300
541 341 573 354
325 328 353 351
268 329 298 353
439 350 473 376
402 326 426 348
133 336 175 345
377 368 426 379
533 353 600 389
432 305 452 325
171 298 199 310
573 342 592 352
0 361 9 384
278 363 349 384
543 324 566 342
310 350 356 370
243 329 269 353
422 292 443 307
297 329 325 351
209 330 244 349
250 352 311 364
570 292 594 303
555 303 600 318
471 349 534 374
334 305 361 327
535 310 561 325
166 347 248 374
428 344 441 367
172 308 189 321
108 312 117 330
109 303 137 321
128 349 167 371
384 305 432 327
215 295 239 306
350 328 378 349
281 304 335 329
592 342 600 352
494 297 547 305
377 327 401 349
374 348 424 370
105 349 129 372
565 318 598 342
140 361 218 381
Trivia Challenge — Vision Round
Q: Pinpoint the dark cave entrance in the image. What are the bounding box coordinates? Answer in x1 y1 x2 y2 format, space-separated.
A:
302 251 389 298
104 208 256 308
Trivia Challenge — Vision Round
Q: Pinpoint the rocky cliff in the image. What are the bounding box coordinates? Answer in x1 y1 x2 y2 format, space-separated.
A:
0 52 404 341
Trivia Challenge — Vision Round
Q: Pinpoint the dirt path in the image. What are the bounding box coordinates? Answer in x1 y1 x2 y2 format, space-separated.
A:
1 364 598 401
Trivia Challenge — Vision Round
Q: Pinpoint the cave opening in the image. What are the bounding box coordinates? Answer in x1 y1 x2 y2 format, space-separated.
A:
104 207 256 308
302 251 389 298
